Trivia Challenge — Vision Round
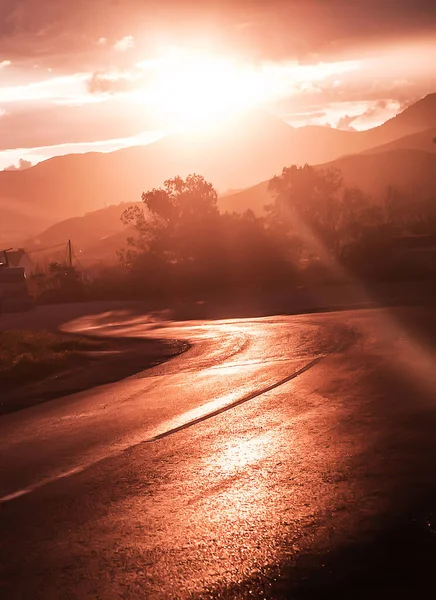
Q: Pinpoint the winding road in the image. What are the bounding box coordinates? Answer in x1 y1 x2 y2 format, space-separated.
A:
2 305 436 598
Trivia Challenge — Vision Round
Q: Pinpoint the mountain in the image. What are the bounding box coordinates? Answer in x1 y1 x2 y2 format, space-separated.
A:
0 111 298 241
219 182 270 215
220 149 436 215
24 202 142 266
325 149 436 198
0 198 51 246
375 94 436 138
2 93 436 241
29 202 139 248
33 147 436 265
361 128 436 156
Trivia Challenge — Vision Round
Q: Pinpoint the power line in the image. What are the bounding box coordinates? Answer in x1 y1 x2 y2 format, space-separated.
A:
26 242 68 255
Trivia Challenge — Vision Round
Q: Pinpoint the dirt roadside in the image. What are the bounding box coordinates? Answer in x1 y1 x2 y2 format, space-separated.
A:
0 302 189 415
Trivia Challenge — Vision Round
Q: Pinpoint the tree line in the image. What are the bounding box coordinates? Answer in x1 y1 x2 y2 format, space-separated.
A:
31 163 432 304
88 164 433 299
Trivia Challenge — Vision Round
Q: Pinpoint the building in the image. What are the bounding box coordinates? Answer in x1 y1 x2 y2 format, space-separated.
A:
0 247 34 274
0 249 34 312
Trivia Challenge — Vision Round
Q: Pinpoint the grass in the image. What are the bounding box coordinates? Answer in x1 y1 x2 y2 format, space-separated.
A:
0 330 106 388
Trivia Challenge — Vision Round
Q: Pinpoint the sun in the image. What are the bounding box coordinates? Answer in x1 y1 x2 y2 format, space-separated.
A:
145 48 269 133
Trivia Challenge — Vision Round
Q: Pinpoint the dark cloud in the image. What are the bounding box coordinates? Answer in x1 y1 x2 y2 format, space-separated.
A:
1 0 436 68
0 0 436 151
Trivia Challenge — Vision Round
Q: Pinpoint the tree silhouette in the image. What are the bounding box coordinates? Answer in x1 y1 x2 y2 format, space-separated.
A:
268 164 383 259
120 174 299 295
121 174 220 266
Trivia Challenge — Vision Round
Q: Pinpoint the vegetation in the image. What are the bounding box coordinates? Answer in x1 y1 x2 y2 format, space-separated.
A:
117 173 297 297
115 167 436 296
29 262 86 303
0 330 105 388
29 163 436 304
267 165 383 258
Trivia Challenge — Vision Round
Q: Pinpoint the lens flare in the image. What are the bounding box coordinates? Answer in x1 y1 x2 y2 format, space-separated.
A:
141 48 279 132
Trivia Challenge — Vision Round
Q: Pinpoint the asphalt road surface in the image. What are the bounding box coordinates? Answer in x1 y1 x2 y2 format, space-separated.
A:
2 305 436 598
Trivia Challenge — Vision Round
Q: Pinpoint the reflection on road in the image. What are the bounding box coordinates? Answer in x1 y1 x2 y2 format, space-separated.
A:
0 312 336 502
2 306 436 597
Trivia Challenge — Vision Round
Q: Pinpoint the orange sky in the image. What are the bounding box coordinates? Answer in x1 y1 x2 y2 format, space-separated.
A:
1 0 436 169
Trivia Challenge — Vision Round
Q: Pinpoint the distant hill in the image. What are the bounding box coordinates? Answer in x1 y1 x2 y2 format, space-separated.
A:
361 128 436 156
220 149 436 215
0 199 51 245
374 94 436 139
325 149 436 198
2 93 436 241
219 182 270 215
25 148 436 265
29 202 140 248
24 202 142 266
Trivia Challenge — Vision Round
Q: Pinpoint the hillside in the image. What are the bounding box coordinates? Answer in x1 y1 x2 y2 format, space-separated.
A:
220 149 436 215
326 149 436 198
24 202 143 266
2 93 436 241
375 94 436 139
0 199 51 245
29 202 140 248
0 111 358 215
219 181 270 215
361 128 436 155
24 147 436 265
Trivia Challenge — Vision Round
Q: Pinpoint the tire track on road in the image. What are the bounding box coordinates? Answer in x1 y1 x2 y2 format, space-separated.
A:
0 355 323 505
147 355 323 441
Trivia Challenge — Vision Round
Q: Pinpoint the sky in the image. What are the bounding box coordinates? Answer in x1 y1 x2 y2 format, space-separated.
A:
0 0 436 169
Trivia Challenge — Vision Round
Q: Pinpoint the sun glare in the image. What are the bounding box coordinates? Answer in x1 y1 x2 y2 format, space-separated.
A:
144 48 271 132
135 48 362 134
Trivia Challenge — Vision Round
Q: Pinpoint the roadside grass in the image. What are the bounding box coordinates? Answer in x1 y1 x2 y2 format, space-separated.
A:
0 330 106 388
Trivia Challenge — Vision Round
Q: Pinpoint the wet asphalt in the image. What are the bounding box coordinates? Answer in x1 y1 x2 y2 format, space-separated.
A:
2 305 436 598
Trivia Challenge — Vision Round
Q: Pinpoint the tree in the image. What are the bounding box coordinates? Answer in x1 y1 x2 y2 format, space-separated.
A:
267 164 383 259
121 174 220 266
120 173 300 295
268 165 343 252
142 174 218 222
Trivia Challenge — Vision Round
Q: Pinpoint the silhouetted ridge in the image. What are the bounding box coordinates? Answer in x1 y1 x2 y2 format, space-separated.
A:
2 94 436 241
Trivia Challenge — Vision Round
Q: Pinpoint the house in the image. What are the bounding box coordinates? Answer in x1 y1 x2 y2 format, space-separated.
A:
0 247 34 275
0 248 34 312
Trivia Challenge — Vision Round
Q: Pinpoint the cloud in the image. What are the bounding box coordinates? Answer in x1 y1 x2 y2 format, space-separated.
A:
87 71 135 94
0 96 159 150
113 35 134 52
0 0 435 155
0 0 435 70
4 157 32 170
337 103 389 131
351 99 401 129
0 72 89 104
337 115 357 131
0 129 164 170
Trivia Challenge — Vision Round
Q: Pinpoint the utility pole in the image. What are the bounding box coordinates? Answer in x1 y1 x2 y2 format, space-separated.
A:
68 239 73 270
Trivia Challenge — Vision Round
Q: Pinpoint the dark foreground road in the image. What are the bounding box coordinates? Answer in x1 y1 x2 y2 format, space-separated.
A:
2 305 436 598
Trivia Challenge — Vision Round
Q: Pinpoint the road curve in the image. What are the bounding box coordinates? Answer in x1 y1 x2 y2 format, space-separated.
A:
1 306 436 598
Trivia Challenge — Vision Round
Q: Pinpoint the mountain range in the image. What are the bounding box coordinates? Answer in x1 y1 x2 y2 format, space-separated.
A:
220 148 436 215
2 93 436 260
